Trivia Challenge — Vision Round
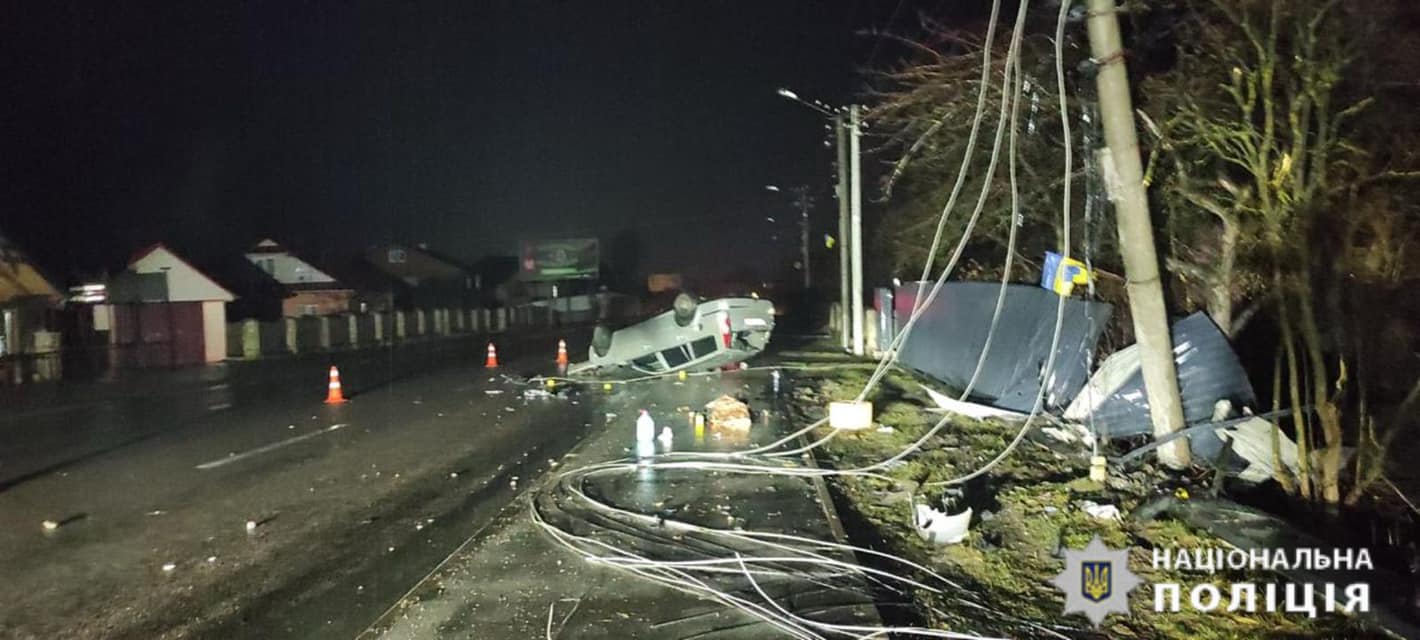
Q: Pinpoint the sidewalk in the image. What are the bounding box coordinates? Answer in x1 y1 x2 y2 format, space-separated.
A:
361 368 883 639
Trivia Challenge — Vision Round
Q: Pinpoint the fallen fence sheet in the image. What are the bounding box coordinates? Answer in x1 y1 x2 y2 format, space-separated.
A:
1067 312 1258 461
892 281 1113 412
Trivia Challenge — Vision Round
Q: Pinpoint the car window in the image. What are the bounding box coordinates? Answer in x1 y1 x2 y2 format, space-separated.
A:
661 344 691 368
690 336 718 359
631 354 662 371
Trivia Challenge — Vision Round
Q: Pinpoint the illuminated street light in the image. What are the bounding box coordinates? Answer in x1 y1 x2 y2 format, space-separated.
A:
775 86 863 355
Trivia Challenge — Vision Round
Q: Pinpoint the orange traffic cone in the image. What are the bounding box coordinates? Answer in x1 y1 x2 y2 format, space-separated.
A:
556 339 569 366
324 366 346 404
485 342 499 368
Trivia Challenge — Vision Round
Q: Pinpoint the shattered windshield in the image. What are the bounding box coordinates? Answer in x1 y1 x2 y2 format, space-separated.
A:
2 1 1417 639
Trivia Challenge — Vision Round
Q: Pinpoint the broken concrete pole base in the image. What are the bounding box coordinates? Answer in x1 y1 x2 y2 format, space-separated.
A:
828 400 872 431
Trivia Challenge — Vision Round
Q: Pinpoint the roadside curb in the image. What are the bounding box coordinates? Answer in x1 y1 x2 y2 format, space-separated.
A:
799 431 852 545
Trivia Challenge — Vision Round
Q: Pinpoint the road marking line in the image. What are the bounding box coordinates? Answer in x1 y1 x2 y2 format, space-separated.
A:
195 423 348 470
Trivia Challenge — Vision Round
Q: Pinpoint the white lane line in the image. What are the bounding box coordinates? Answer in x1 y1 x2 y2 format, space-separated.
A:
195 423 348 470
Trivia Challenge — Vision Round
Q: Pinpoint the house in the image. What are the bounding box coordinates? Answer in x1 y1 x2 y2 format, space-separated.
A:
104 243 235 367
363 244 474 309
0 233 63 382
244 239 355 317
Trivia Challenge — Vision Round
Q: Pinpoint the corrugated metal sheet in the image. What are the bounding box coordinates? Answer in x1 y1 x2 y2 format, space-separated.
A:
1071 312 1257 460
892 282 1113 412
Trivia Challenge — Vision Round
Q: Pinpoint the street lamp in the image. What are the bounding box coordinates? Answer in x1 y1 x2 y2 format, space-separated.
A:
776 86 864 356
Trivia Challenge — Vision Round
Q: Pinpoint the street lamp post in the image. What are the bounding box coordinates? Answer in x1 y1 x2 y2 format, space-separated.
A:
777 88 863 355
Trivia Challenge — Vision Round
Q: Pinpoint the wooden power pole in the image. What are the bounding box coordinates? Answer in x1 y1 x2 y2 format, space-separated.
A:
1085 0 1191 469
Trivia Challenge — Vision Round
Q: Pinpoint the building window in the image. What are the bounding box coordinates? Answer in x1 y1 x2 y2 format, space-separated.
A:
259 258 274 274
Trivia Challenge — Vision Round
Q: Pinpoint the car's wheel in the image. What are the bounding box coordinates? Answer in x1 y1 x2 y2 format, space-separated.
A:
591 324 613 357
672 292 697 327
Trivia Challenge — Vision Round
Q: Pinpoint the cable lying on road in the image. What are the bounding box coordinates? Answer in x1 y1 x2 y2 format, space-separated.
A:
526 1 1098 636
531 452 1031 639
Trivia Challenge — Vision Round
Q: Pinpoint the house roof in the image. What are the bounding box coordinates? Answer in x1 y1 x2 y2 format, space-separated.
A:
0 231 63 303
127 243 237 301
246 238 287 255
363 244 469 281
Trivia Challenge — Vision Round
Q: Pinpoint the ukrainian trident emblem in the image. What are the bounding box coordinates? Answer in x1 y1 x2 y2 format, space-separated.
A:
1082 561 1112 602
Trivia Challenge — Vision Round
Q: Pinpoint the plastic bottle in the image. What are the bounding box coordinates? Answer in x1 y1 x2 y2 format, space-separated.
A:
636 410 655 443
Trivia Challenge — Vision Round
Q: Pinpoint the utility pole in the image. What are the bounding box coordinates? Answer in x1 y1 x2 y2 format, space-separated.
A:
1085 0 1190 469
847 105 865 356
775 87 863 354
834 114 852 351
834 112 846 347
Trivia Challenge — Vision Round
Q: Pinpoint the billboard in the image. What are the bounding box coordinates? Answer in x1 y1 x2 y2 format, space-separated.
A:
520 238 599 281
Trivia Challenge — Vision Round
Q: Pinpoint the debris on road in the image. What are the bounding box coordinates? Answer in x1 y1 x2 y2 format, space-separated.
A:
42 520 58 531
635 410 657 443
704 395 751 431
161 562 176 573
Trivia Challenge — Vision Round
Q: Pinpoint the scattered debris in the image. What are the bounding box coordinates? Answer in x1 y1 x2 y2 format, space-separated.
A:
1218 416 1300 483
920 384 1026 420
1080 500 1122 522
161 562 176 572
913 504 972 546
704 395 751 431
41 520 58 531
483 389 504 396
1041 422 1096 448
1066 312 1257 465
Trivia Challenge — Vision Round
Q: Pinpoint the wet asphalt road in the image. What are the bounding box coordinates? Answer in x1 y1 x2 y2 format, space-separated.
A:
0 331 594 639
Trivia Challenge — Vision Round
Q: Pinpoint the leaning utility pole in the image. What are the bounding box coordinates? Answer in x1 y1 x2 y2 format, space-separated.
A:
834 114 852 350
1085 0 1190 469
847 105 865 356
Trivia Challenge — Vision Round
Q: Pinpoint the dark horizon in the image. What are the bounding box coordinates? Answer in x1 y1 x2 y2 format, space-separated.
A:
0 1 934 284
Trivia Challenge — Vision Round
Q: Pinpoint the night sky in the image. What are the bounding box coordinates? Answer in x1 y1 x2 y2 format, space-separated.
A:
1 1 917 283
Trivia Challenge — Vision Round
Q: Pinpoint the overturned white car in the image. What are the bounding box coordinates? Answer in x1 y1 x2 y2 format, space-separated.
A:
569 294 774 375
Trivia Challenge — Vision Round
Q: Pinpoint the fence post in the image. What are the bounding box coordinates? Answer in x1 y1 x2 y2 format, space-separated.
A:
284 317 298 354
863 309 879 358
242 319 260 359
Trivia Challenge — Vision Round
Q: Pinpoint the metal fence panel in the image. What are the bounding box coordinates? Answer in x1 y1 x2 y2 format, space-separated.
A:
892 281 1113 412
